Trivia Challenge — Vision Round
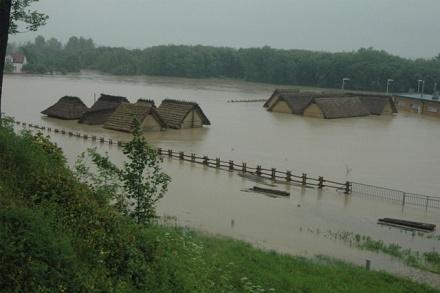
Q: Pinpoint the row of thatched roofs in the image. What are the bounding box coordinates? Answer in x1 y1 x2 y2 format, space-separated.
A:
264 89 398 119
42 94 210 132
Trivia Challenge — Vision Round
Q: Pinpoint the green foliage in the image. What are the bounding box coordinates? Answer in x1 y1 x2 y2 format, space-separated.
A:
19 36 440 93
3 62 14 73
76 119 171 224
9 0 48 34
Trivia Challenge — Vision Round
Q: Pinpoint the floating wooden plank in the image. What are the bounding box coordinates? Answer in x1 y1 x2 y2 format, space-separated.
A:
251 186 290 197
378 218 436 232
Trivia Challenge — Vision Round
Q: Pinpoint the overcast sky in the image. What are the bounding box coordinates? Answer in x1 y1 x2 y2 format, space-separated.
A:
10 0 440 58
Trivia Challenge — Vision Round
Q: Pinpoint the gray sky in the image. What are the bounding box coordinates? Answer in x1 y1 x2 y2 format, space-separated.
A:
10 0 440 58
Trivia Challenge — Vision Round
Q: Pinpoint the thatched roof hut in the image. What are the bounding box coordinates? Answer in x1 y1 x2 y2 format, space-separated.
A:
104 103 166 132
263 88 300 108
79 94 129 125
356 95 398 115
157 99 210 129
310 97 370 119
41 96 88 120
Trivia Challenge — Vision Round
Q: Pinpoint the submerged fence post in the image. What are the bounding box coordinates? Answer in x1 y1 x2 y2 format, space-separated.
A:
167 149 173 157
191 153 196 162
157 148 162 155
344 181 351 194
203 156 209 165
286 171 292 182
402 192 406 207
318 176 324 189
426 197 430 210
271 168 276 179
242 162 247 173
256 165 262 176
216 158 220 168
229 160 234 171
179 151 184 160
365 259 371 271
302 173 307 186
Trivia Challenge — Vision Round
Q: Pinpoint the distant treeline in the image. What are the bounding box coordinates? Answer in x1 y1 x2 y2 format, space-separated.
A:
13 36 440 93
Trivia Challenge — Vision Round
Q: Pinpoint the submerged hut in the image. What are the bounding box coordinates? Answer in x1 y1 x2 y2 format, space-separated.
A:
263 89 301 108
157 99 210 129
303 97 370 119
103 102 167 132
79 94 129 125
41 96 89 120
267 91 397 119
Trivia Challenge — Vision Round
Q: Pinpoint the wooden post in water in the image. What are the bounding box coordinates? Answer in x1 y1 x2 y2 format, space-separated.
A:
344 181 351 194
402 192 406 207
216 158 220 168
157 148 162 155
302 173 307 186
167 149 173 157
229 160 234 171
203 156 209 165
271 168 276 179
179 151 184 160
286 171 292 182
426 197 429 210
242 162 247 173
365 259 371 271
256 165 262 176
318 176 324 189
191 153 196 162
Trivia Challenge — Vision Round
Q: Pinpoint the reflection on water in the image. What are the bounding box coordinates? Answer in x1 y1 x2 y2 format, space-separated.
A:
4 73 440 285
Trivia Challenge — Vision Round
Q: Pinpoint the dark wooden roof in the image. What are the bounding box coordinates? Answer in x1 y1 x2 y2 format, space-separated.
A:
157 99 211 129
41 96 88 120
79 94 129 125
104 103 166 132
314 97 370 118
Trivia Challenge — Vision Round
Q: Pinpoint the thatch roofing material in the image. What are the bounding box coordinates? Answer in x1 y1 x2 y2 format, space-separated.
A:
314 97 370 119
358 96 397 115
263 89 300 108
157 99 211 129
41 96 88 120
104 103 166 132
79 94 129 125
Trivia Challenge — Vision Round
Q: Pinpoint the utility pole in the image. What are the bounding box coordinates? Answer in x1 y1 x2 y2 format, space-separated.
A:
386 79 394 94
341 78 350 90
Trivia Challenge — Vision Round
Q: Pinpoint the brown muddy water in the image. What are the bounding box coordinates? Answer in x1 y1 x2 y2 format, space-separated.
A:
3 73 440 286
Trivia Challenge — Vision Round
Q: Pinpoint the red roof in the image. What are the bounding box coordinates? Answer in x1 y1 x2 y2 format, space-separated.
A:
10 53 25 64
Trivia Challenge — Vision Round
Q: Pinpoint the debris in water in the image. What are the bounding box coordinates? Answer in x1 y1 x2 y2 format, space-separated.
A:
378 218 436 232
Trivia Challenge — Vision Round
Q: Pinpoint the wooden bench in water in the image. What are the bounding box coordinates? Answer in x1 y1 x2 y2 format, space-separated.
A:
378 218 436 232
251 186 290 197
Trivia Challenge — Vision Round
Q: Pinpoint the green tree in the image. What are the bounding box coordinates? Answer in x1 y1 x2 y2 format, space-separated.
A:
0 0 48 117
76 119 171 225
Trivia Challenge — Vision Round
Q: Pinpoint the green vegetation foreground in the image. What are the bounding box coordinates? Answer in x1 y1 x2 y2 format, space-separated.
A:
0 122 437 292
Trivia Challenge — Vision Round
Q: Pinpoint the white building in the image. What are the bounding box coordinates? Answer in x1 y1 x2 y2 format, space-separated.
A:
5 53 27 73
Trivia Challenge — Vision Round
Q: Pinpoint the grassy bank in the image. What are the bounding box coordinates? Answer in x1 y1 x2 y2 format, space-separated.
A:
0 123 437 292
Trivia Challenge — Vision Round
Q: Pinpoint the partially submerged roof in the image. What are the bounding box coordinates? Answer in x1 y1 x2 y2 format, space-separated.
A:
358 96 397 115
41 96 88 120
136 99 156 108
263 88 300 108
104 103 167 132
268 93 315 114
157 99 211 129
79 94 129 124
314 97 370 119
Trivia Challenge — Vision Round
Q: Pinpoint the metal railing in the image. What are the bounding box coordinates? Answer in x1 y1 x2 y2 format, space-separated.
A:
352 182 440 209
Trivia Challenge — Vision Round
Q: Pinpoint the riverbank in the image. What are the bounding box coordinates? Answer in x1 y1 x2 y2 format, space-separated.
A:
1 122 438 292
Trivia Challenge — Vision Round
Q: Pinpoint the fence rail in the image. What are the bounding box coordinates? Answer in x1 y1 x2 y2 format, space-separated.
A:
4 116 440 210
352 182 440 209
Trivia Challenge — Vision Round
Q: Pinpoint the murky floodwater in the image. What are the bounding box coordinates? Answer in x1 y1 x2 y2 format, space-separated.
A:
3 73 440 286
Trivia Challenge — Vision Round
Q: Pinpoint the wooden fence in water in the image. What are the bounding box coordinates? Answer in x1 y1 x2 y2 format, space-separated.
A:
5 116 440 210
6 118 351 194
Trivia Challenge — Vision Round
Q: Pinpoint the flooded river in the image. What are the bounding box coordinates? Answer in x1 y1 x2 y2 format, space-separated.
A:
3 73 440 286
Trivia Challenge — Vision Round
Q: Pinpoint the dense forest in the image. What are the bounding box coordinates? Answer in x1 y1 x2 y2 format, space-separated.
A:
9 36 440 93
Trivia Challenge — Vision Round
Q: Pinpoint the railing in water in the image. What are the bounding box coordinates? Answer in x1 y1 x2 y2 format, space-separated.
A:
352 182 440 209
